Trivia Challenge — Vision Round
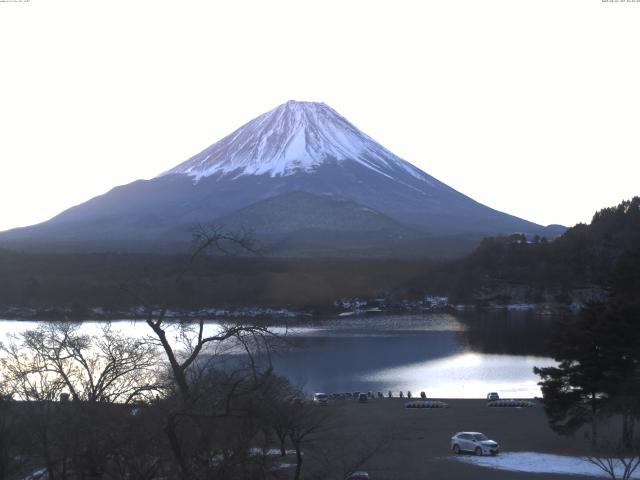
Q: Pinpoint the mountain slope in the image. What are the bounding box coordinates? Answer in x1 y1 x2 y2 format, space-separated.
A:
213 191 412 234
0 100 562 256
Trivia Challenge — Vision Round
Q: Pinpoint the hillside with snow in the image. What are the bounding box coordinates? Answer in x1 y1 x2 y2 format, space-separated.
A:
160 100 429 183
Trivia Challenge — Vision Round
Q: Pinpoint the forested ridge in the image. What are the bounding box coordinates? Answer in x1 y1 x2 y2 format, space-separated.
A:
416 196 640 304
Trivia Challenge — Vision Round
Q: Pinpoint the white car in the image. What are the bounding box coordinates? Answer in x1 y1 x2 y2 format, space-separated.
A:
450 432 499 456
313 393 328 405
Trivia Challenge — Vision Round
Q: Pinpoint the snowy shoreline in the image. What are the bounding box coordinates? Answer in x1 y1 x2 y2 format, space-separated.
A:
453 451 640 478
0 298 571 322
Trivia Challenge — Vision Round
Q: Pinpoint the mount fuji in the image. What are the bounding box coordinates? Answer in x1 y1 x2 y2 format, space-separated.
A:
0 100 563 257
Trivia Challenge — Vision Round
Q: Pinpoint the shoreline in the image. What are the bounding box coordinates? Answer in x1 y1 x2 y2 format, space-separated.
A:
0 301 572 323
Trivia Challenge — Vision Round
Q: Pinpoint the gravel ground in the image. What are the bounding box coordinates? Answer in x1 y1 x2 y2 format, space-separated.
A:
315 398 600 480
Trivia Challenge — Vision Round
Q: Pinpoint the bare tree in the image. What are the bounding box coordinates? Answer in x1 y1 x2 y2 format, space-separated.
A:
0 337 65 402
137 224 295 480
287 403 333 480
0 340 65 480
189 223 259 260
0 322 167 480
1 322 164 403
583 411 640 480
144 310 274 404
266 390 299 457
142 309 283 479
138 222 270 405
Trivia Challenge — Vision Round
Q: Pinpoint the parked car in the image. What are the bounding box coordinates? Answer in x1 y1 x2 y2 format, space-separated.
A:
487 392 500 401
450 432 499 456
313 393 328 405
358 393 368 403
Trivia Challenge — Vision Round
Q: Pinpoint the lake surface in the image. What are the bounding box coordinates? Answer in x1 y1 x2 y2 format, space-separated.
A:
268 313 555 398
0 311 556 398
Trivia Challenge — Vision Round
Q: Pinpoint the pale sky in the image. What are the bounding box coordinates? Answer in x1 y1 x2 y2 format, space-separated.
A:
1 0 638 232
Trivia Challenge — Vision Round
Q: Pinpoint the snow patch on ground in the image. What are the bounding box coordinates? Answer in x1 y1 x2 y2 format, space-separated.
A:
21 468 47 480
453 451 640 478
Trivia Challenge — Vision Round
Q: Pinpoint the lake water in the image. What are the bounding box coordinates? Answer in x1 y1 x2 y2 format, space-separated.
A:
0 311 556 398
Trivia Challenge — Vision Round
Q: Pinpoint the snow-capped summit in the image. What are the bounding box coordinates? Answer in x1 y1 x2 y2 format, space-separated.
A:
160 100 425 182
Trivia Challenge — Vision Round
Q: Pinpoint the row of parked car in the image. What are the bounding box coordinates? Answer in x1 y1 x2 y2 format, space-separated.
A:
313 391 431 404
404 400 449 408
315 391 506 403
487 399 535 408
315 391 533 409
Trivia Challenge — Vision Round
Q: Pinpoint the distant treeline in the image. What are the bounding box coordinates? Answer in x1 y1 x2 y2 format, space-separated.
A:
1 197 638 313
0 250 435 314
414 196 640 303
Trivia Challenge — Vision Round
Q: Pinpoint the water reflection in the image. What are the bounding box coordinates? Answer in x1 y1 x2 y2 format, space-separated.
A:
0 311 557 398
457 309 555 356
270 328 465 394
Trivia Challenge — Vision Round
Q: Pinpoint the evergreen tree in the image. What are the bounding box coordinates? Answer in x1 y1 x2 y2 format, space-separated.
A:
536 277 640 448
534 302 614 445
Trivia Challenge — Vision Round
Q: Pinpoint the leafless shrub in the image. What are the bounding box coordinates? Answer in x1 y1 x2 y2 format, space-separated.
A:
586 424 640 480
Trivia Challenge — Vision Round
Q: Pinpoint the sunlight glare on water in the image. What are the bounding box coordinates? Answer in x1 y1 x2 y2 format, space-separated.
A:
364 352 554 398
